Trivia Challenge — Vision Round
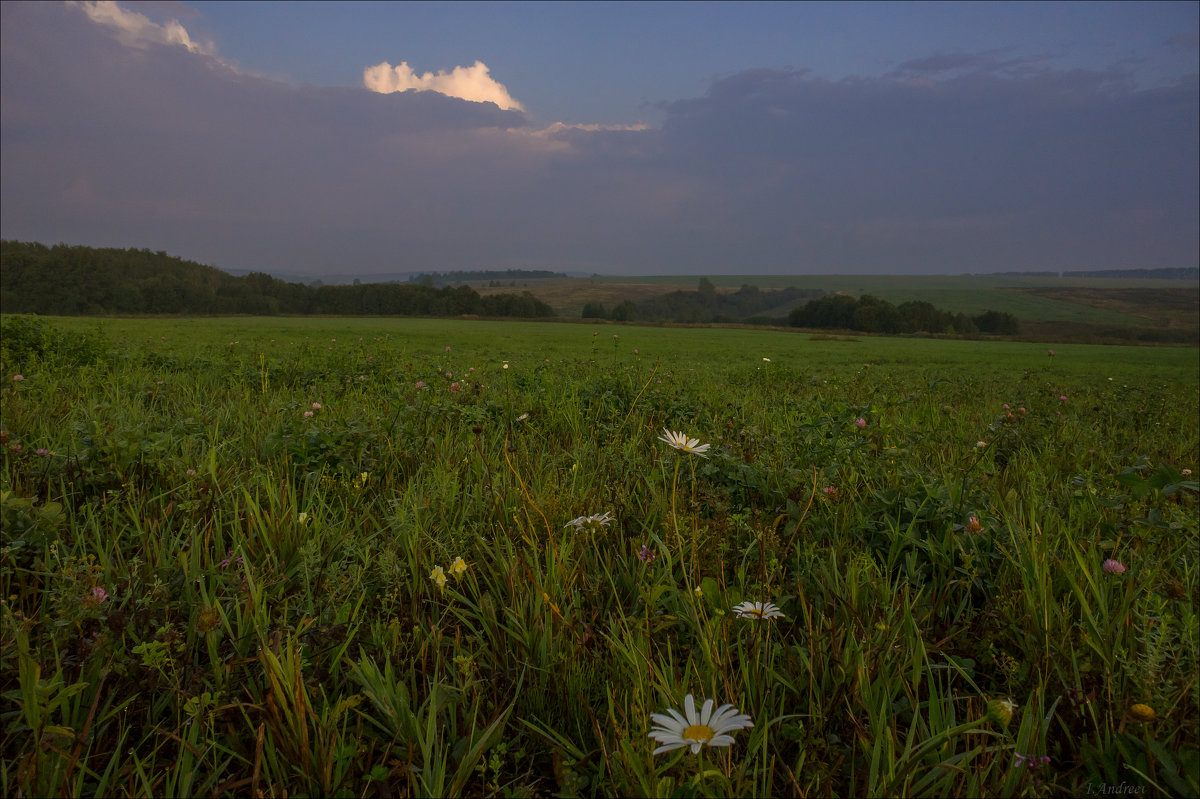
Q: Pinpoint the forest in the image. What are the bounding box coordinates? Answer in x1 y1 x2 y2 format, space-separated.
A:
581 278 1019 334
0 241 555 318
582 278 823 324
788 293 1021 335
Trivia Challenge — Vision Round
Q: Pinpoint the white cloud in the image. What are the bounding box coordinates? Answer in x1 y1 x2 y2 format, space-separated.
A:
71 0 214 55
364 60 524 111
536 122 649 134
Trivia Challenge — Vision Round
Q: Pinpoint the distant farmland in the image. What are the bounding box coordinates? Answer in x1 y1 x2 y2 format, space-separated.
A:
472 273 1199 344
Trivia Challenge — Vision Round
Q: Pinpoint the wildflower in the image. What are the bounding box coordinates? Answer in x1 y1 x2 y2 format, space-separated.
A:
1102 558 1126 574
445 372 453 379
1002 403 1010 409
91 586 108 603
566 512 615 533
219 551 242 568
976 441 988 448
1018 407 1027 414
503 362 509 369
12 375 24 381
298 512 310 524
1059 395 1067 402
450 382 461 392
1183 469 1193 476
633 348 639 354
304 411 314 418
415 381 426 389
36 448 50 457
516 412 530 422
986 697 1017 728
186 468 196 476
1129 703 1157 723
763 357 771 362
658 428 711 458
637 544 657 563
966 516 983 534
822 486 839 500
648 694 754 755
613 334 619 339
311 402 321 410
448 556 468 579
694 585 703 598
430 565 447 592
197 607 220 633
732 601 786 620
854 417 867 429
445 346 451 352
1014 753 1051 768
1047 349 1055 356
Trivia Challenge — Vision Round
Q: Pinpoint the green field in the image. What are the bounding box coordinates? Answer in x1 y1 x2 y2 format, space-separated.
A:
2 315 1198 797
476 274 1199 338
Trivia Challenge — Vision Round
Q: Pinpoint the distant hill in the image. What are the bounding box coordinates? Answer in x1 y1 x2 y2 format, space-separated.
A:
224 268 589 285
991 267 1199 280
0 241 554 318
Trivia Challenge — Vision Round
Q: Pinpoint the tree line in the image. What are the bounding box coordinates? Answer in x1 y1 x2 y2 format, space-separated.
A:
408 269 567 287
583 278 823 324
787 293 1019 334
0 241 554 318
581 279 1019 335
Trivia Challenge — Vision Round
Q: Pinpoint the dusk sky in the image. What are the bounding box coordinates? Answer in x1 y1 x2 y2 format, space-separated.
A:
1 1 1197 278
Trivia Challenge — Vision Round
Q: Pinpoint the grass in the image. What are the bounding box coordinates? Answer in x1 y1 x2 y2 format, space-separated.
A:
2 314 1198 797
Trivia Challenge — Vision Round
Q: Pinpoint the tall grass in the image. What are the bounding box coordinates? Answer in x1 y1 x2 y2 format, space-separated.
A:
2 315 1197 797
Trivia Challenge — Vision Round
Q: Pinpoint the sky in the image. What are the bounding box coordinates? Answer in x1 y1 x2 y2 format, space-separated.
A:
1 1 1197 278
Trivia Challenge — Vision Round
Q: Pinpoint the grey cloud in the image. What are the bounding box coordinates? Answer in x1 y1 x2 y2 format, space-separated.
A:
1 1 1196 276
645 64 1198 272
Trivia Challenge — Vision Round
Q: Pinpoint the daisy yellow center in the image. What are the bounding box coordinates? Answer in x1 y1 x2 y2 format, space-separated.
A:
746 608 765 618
684 724 714 742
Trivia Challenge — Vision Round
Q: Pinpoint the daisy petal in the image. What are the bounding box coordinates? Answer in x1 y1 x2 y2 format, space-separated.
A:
700 698 715 726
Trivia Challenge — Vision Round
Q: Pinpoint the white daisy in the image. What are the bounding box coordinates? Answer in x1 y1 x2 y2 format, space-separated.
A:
565 512 615 532
648 694 753 755
732 601 786 620
658 428 711 458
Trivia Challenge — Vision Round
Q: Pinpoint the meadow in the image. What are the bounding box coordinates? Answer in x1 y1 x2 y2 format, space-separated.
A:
1 314 1198 798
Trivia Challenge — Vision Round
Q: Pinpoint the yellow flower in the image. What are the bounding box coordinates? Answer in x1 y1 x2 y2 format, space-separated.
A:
430 565 447 592
448 557 468 580
986 697 1017 728
1129 703 1157 723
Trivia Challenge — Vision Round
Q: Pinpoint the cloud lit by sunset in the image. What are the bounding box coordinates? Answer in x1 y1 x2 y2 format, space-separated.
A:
363 60 524 111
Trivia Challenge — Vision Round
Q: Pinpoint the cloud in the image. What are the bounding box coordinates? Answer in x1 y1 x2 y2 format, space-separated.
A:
71 0 214 55
364 60 524 111
1 1 1195 276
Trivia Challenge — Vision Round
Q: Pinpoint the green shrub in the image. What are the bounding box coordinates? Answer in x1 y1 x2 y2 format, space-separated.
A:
0 314 110 370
